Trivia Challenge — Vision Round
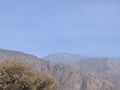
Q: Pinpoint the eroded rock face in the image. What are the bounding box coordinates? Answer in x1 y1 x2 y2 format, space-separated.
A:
44 53 120 85
0 49 119 90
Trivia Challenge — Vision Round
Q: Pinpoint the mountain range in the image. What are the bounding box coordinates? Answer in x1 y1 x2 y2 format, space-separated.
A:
0 49 120 90
44 53 120 85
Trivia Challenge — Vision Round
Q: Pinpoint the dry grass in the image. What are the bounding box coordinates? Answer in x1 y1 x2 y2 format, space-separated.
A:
0 60 58 90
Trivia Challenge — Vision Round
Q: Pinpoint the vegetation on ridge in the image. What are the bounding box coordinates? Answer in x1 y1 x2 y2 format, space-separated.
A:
0 60 58 90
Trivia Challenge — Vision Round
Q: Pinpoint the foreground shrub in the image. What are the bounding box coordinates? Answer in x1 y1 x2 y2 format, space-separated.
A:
0 60 58 90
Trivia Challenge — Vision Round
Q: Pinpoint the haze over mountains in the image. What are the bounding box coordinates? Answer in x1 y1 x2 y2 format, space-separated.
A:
0 49 120 90
43 53 120 64
44 53 120 85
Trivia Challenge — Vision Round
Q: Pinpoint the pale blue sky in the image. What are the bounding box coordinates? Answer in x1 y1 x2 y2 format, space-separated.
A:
0 0 120 57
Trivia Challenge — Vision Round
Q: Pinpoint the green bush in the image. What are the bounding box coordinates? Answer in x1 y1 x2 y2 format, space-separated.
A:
0 60 58 90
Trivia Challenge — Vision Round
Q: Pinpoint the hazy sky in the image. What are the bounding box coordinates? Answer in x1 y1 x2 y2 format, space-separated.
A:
0 0 120 57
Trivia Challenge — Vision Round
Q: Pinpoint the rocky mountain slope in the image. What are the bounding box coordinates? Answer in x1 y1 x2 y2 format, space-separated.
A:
0 49 119 90
44 53 120 85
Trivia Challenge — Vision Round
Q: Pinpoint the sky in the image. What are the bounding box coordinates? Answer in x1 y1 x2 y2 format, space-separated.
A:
0 0 120 58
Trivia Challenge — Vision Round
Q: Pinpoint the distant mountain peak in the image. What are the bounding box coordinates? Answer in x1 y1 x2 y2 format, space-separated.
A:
0 49 119 90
